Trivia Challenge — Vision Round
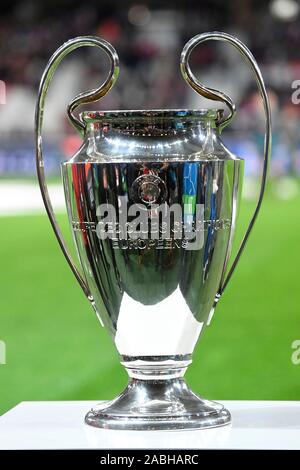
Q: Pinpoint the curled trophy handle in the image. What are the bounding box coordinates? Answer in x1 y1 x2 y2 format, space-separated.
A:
35 36 119 300
180 31 272 305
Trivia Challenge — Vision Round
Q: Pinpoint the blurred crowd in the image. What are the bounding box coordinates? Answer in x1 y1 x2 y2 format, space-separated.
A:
0 0 300 178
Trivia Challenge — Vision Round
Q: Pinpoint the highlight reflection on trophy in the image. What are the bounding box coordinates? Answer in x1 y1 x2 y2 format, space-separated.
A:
35 32 271 430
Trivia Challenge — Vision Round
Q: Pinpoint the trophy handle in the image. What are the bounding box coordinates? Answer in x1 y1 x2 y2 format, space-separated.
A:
35 36 119 301
180 31 272 307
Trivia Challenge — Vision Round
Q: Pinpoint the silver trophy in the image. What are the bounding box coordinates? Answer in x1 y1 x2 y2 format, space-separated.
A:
35 32 271 430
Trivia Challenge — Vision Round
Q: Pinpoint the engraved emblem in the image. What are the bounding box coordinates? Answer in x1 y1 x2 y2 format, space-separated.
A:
130 174 167 206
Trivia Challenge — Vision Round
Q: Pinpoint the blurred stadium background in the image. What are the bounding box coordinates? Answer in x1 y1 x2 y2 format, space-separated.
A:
1 0 300 415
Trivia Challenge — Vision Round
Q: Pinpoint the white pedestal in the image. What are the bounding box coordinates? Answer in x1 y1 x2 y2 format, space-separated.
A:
0 400 299 450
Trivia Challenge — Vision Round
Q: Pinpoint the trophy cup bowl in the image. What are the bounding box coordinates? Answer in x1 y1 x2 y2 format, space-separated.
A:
35 33 271 430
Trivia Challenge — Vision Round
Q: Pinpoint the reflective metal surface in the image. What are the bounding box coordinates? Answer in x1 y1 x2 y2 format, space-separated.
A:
62 112 243 358
35 32 271 430
61 111 241 429
86 378 231 430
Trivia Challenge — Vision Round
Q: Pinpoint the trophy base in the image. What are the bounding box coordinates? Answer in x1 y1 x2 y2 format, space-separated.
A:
85 378 231 431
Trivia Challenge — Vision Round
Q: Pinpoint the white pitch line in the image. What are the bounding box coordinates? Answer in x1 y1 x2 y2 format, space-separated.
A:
0 182 66 216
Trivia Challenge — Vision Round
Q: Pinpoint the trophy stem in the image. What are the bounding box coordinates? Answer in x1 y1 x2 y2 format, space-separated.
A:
85 375 231 431
121 354 192 380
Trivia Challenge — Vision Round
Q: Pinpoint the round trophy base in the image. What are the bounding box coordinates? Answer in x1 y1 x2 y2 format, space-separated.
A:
85 378 231 431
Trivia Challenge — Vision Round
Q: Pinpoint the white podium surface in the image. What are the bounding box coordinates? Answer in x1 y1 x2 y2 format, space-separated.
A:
0 401 299 450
